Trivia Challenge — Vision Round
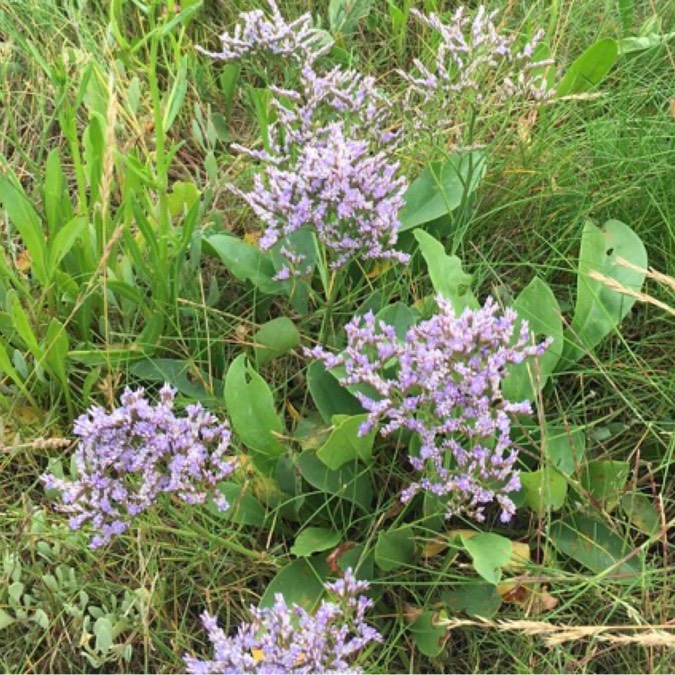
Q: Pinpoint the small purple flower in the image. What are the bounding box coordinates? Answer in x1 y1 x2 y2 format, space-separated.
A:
42 385 235 548
307 297 550 522
184 569 381 674
196 0 331 65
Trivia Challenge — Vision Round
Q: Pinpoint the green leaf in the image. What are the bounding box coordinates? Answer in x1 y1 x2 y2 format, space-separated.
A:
44 148 70 235
375 525 416 571
0 608 16 631
550 515 641 578
0 177 48 285
10 295 42 361
502 277 563 402
44 318 69 385
291 527 341 557
543 424 586 476
375 302 419 340
163 56 188 132
580 460 629 510
224 355 285 472
130 358 221 403
307 361 363 423
259 556 328 610
167 181 200 218
48 216 86 271
462 533 512 585
520 469 568 515
557 38 619 96
204 234 283 296
413 230 478 314
410 611 447 658
399 151 486 231
253 317 300 365
316 414 376 470
94 616 114 653
210 482 266 526
620 493 660 536
443 583 503 618
329 0 375 35
560 219 647 368
298 450 373 511
618 32 675 55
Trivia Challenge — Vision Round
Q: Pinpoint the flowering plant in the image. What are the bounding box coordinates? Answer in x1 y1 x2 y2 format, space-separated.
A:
184 569 381 674
308 296 550 523
42 385 234 548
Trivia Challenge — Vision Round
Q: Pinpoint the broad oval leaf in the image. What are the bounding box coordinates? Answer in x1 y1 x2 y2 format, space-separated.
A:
307 360 363 423
580 460 629 511
297 450 373 511
316 414 376 470
399 151 486 231
502 277 563 402
291 527 341 558
225 355 285 473
259 556 329 610
550 514 641 579
210 482 267 527
520 468 568 515
204 234 284 296
375 525 416 572
253 317 300 365
410 611 447 658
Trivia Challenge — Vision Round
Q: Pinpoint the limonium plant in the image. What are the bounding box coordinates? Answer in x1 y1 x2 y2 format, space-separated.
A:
184 569 381 674
308 297 550 522
199 0 408 279
401 5 553 148
42 385 235 548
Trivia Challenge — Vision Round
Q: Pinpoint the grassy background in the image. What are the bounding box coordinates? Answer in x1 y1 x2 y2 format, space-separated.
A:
0 0 674 672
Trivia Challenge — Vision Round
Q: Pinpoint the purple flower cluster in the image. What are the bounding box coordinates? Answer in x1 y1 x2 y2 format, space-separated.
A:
308 297 550 523
402 6 553 142
196 0 330 65
184 569 381 674
200 3 408 275
42 385 235 548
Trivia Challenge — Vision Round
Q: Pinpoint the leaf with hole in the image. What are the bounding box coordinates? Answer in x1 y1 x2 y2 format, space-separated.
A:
560 219 647 369
399 151 486 231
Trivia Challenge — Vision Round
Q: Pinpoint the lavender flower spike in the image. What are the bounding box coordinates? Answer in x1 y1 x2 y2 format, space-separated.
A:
184 568 381 674
196 0 331 65
308 297 551 523
42 385 235 548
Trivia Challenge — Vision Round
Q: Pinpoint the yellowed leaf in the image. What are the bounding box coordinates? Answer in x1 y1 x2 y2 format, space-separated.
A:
503 541 531 573
366 260 393 279
16 249 31 274
285 399 301 423
499 582 559 615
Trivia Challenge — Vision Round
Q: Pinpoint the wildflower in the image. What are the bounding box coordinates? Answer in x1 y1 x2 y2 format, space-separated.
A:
184 569 381 674
42 385 235 548
307 297 550 522
196 0 331 65
233 121 409 272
